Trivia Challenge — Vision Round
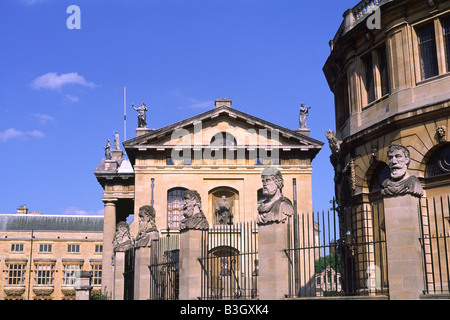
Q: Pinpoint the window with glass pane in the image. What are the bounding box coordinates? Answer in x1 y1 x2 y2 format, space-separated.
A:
364 55 375 104
168 188 186 229
34 264 54 286
443 17 450 71
378 46 390 96
91 263 102 286
417 23 439 80
6 264 26 285
11 244 24 252
63 264 80 286
39 244 52 253
67 244 80 253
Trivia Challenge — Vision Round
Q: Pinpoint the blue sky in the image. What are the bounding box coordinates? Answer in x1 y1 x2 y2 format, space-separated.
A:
0 0 357 216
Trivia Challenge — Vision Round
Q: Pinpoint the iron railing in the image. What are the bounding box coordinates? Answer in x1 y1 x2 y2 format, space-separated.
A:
285 203 388 298
199 222 258 300
419 196 450 295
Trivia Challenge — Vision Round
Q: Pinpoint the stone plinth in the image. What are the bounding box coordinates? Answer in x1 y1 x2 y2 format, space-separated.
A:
113 251 125 300
383 194 424 300
258 222 289 300
75 271 93 300
179 230 204 300
105 160 118 171
134 246 152 300
111 149 123 161
136 128 151 137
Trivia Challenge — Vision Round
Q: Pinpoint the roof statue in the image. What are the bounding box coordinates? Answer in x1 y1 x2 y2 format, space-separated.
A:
299 102 311 130
105 139 112 160
132 101 148 128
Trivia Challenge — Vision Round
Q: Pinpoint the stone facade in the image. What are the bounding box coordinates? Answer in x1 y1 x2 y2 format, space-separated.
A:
0 207 103 300
323 0 450 298
95 98 324 298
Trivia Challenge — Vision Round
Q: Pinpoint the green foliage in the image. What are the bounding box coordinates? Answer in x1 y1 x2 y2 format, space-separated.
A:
315 253 342 273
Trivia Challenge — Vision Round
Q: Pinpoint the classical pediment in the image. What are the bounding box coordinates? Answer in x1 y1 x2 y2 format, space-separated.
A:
123 106 323 156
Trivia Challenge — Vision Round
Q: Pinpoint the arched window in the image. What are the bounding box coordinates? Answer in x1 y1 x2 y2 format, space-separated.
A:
210 132 237 146
167 188 187 230
425 145 450 178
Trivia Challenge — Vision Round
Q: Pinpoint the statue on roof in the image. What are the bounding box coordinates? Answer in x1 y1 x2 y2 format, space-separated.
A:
113 131 120 150
132 101 148 128
299 102 311 130
105 139 112 160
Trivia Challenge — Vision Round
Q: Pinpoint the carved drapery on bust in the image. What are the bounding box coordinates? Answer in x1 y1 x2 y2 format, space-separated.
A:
135 205 159 248
257 167 294 226
112 221 133 252
180 190 209 232
381 144 424 198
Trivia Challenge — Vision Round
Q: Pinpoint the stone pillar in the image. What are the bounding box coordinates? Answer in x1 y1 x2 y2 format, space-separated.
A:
113 251 125 300
102 198 117 297
179 230 204 300
75 271 93 300
383 194 424 300
258 223 289 300
134 246 152 300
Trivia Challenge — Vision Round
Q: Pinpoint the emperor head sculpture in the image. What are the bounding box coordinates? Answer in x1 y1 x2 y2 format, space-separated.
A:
257 167 294 225
180 190 209 232
112 221 133 252
135 205 159 248
381 144 424 198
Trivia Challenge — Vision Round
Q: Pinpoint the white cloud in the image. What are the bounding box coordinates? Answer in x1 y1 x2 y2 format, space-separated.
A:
0 128 45 142
31 72 97 90
60 207 103 216
31 113 56 125
65 94 80 103
185 98 214 109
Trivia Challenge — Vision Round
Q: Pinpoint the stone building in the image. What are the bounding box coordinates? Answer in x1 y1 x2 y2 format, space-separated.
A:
323 0 450 297
0 206 103 300
94 98 324 297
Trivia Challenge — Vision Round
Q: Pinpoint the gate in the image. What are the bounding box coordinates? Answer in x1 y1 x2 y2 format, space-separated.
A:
123 248 135 300
149 234 180 300
285 202 388 297
199 222 258 300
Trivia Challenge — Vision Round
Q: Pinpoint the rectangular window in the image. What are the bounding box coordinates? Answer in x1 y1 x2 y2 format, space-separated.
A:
168 188 185 229
6 264 26 285
39 244 52 253
363 55 375 104
67 244 80 253
378 45 390 96
34 264 54 286
11 244 24 253
63 264 81 286
417 23 439 80
91 263 102 286
443 16 450 72
95 244 103 253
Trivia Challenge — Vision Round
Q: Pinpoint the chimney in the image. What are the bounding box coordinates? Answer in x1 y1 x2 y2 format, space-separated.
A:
215 98 232 108
17 205 28 215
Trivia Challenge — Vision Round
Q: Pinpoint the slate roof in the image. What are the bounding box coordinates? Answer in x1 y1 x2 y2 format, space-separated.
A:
0 214 104 232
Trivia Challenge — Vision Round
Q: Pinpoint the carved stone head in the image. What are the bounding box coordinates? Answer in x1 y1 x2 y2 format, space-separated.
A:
261 167 284 199
386 144 410 181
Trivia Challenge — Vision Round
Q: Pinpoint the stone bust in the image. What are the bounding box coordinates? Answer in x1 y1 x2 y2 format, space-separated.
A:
381 144 424 198
135 205 159 248
112 221 133 252
257 167 294 226
180 190 209 232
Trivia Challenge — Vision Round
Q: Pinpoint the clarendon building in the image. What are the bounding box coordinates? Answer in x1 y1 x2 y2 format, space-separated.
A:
94 98 323 296
323 0 450 294
0 206 103 300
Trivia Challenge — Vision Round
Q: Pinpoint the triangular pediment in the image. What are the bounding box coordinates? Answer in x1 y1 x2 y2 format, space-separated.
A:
124 106 324 150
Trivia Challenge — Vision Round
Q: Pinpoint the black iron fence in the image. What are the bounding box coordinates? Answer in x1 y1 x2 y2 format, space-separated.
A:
199 222 258 300
149 234 180 300
419 196 450 295
123 248 135 300
285 203 388 298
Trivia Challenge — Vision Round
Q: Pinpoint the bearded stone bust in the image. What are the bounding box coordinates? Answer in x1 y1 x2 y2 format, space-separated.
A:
112 221 133 252
135 205 159 248
381 144 423 198
257 167 294 226
180 190 209 232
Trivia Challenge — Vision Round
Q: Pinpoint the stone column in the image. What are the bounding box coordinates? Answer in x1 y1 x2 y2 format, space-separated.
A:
75 271 93 300
383 195 424 300
102 198 117 297
258 223 290 300
179 230 205 300
113 251 125 300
